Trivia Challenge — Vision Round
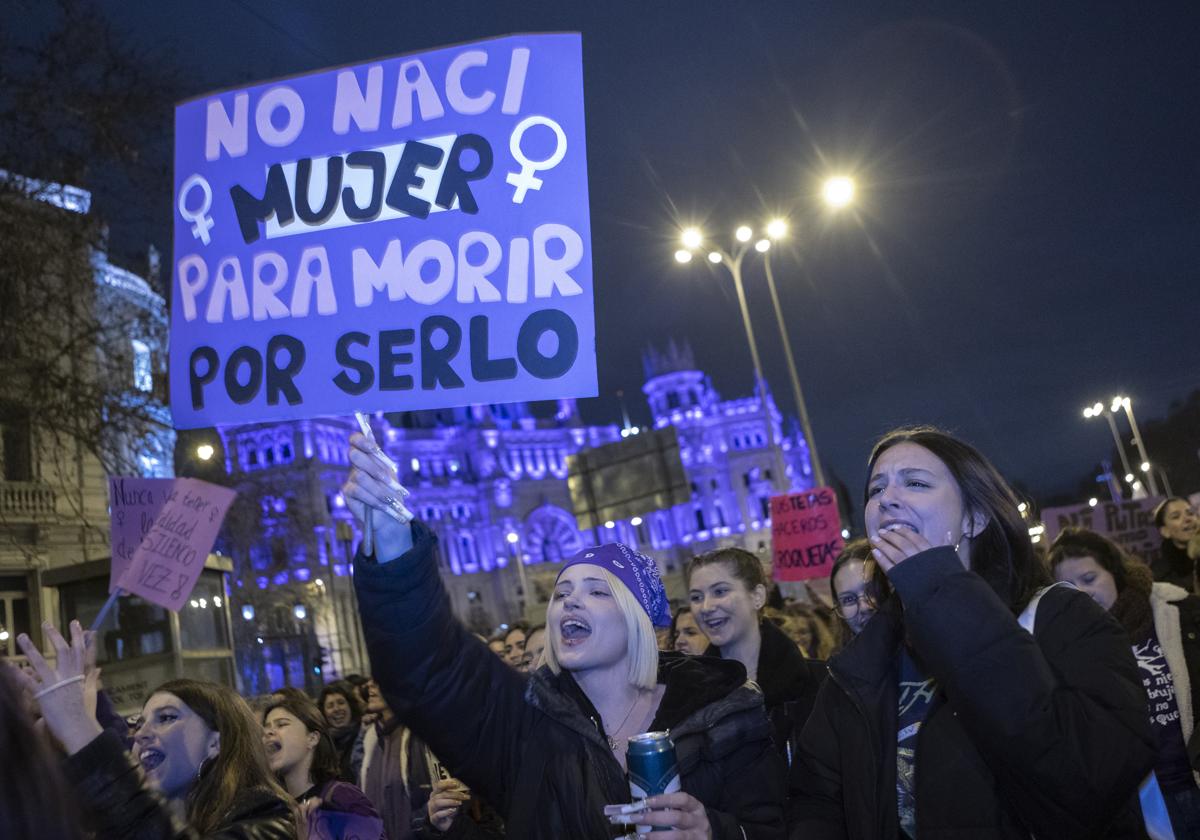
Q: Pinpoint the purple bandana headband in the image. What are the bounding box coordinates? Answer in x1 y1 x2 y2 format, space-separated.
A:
558 543 672 628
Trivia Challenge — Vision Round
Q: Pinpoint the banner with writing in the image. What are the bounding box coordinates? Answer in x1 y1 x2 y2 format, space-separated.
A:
1041 496 1165 567
112 478 236 611
108 477 174 593
770 488 845 582
170 33 595 428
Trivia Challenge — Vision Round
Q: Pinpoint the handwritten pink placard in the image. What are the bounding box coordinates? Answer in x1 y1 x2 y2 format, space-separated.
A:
770 487 845 582
108 478 174 593
113 477 236 611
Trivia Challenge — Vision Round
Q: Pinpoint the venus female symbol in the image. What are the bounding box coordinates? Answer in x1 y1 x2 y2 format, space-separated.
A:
178 173 215 244
506 115 567 203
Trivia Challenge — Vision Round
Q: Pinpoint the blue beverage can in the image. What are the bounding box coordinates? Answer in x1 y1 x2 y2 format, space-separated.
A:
626 731 681 834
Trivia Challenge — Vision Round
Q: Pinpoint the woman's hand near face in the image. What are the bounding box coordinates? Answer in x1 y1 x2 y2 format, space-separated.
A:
870 528 951 574
15 620 104 755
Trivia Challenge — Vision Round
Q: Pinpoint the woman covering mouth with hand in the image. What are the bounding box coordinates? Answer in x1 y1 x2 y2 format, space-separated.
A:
14 624 296 840
793 426 1156 840
342 432 785 839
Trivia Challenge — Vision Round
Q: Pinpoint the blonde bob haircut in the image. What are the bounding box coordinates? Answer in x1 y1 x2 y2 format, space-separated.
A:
543 566 659 690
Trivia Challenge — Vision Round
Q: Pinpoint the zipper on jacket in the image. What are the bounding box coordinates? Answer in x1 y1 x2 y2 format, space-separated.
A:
827 663 883 839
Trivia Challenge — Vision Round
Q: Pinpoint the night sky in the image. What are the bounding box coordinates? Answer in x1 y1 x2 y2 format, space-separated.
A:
32 1 1200 505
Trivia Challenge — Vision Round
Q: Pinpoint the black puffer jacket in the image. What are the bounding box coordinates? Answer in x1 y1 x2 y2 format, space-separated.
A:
794 547 1155 840
63 730 296 840
705 618 825 821
354 521 786 839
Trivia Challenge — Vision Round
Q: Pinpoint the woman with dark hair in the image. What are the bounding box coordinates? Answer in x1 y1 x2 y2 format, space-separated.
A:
686 546 826 828
0 662 85 840
829 539 880 648
18 620 295 838
263 695 382 840
1050 526 1200 838
319 681 363 781
669 606 707 655
1151 497 1200 592
795 426 1155 839
343 433 785 838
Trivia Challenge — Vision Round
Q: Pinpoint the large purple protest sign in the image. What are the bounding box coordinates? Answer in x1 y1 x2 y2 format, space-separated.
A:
108 477 174 593
114 478 236 611
170 34 595 428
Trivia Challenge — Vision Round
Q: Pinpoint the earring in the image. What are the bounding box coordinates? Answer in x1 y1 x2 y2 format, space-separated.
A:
196 755 215 783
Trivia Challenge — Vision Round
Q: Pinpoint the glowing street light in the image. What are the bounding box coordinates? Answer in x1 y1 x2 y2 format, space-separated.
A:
630 516 643 527
674 249 693 263
505 531 520 544
681 227 703 249
754 239 770 253
766 218 788 239
1082 400 1136 496
196 444 215 461
734 225 753 243
822 176 856 209
1089 497 1099 507
707 251 722 263
1112 395 1160 496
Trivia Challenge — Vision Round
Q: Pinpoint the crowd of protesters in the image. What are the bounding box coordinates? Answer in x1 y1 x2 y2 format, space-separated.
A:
6 424 1200 838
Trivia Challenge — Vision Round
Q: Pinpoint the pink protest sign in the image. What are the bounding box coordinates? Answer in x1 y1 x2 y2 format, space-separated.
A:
108 478 174 593
770 487 845 582
114 477 236 611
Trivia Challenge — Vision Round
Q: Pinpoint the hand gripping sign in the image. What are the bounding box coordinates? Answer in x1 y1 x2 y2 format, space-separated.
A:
170 34 596 429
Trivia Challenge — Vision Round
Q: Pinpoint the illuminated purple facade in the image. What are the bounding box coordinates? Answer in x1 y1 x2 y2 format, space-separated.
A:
217 341 812 691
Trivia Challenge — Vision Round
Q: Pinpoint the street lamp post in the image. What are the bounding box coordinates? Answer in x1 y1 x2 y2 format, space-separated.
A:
506 530 530 621
1083 401 1137 498
1113 396 1161 496
754 176 857 488
675 177 856 491
762 250 824 487
676 229 787 490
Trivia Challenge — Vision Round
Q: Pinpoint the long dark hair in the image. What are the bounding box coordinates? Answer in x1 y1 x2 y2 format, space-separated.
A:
263 695 342 789
151 679 293 834
0 665 84 839
867 426 1049 612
